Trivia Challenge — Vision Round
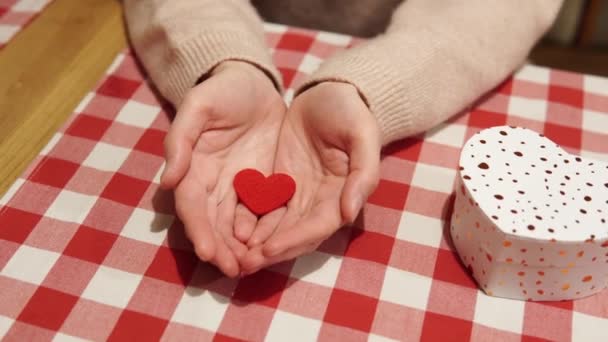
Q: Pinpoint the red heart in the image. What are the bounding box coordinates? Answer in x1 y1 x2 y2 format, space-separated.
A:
233 168 296 216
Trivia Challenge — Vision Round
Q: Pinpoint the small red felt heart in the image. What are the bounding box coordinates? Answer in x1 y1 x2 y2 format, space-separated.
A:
233 168 296 216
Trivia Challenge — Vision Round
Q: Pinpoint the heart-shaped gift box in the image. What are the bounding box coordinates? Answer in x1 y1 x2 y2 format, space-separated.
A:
451 126 607 301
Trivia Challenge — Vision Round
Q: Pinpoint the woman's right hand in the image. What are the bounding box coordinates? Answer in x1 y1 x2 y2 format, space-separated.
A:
162 60 285 277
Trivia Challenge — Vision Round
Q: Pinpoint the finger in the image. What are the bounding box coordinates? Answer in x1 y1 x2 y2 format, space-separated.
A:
340 128 381 223
175 174 216 261
234 204 257 243
210 230 240 278
216 191 248 259
247 207 286 247
242 242 320 275
160 96 209 189
263 201 340 257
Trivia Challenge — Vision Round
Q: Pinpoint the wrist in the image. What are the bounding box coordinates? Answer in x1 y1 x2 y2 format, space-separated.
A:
212 60 277 89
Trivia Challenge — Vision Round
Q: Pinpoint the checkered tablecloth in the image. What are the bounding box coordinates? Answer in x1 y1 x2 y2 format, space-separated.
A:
0 0 52 48
1 23 608 341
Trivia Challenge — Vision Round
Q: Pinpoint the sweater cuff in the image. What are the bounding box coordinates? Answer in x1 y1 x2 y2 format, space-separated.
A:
296 38 438 146
161 31 283 106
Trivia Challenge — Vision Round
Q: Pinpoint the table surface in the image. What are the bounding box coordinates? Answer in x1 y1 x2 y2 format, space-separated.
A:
1 1 608 342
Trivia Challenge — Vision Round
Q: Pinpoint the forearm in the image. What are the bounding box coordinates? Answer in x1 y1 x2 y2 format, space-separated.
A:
298 0 563 145
124 0 282 106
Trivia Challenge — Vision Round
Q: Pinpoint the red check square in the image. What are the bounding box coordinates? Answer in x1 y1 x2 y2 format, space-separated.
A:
65 114 112 141
468 109 508 129
17 286 79 330
383 138 423 162
432 248 477 289
324 288 378 332
543 122 582 150
345 229 394 265
548 85 584 108
97 76 141 99
233 270 289 308
278 67 297 88
0 207 41 243
108 310 168 342
277 32 315 51
367 179 409 210
101 173 150 207
144 246 198 286
134 128 166 157
63 225 117 264
420 312 473 342
29 157 79 189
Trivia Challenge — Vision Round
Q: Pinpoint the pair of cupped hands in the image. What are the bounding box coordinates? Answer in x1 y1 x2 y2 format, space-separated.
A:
161 60 381 277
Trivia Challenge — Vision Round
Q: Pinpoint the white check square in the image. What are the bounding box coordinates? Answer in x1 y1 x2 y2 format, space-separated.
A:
1 245 60 284
171 288 230 331
0 178 24 206
0 25 20 44
44 190 97 224
316 31 351 45
508 96 547 122
396 212 443 248
52 332 88 342
473 291 524 333
0 315 13 340
582 109 608 135
380 267 431 310
290 252 342 288
81 266 142 308
120 208 173 245
115 101 159 128
424 123 467 148
516 64 550 84
368 334 399 342
82 142 131 172
265 310 321 342
74 92 94 113
411 163 455 193
13 0 49 11
584 74 608 96
40 133 62 156
262 23 287 33
572 312 608 342
298 54 322 74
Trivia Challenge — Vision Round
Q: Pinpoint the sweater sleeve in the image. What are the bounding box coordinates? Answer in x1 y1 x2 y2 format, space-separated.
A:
123 0 282 107
297 0 563 146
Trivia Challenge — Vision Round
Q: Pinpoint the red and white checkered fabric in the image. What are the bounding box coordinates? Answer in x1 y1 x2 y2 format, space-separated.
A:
0 0 52 48
1 23 608 341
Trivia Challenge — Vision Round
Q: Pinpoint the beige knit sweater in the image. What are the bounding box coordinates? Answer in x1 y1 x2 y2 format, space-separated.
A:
123 0 562 146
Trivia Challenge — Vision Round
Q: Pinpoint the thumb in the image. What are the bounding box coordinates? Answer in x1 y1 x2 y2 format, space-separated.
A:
160 95 209 189
160 136 192 189
340 127 381 224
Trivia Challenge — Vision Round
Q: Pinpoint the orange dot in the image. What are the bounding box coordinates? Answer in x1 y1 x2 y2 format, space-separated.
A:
567 262 575 268
577 251 584 258
506 258 513 263
487 290 493 296
582 275 593 282
503 241 512 247
562 284 570 291
537 289 544 295
517 271 525 276
538 271 545 276
558 250 567 256
561 269 569 275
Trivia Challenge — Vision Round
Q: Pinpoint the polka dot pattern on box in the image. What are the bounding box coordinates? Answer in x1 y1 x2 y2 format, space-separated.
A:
451 126 608 301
